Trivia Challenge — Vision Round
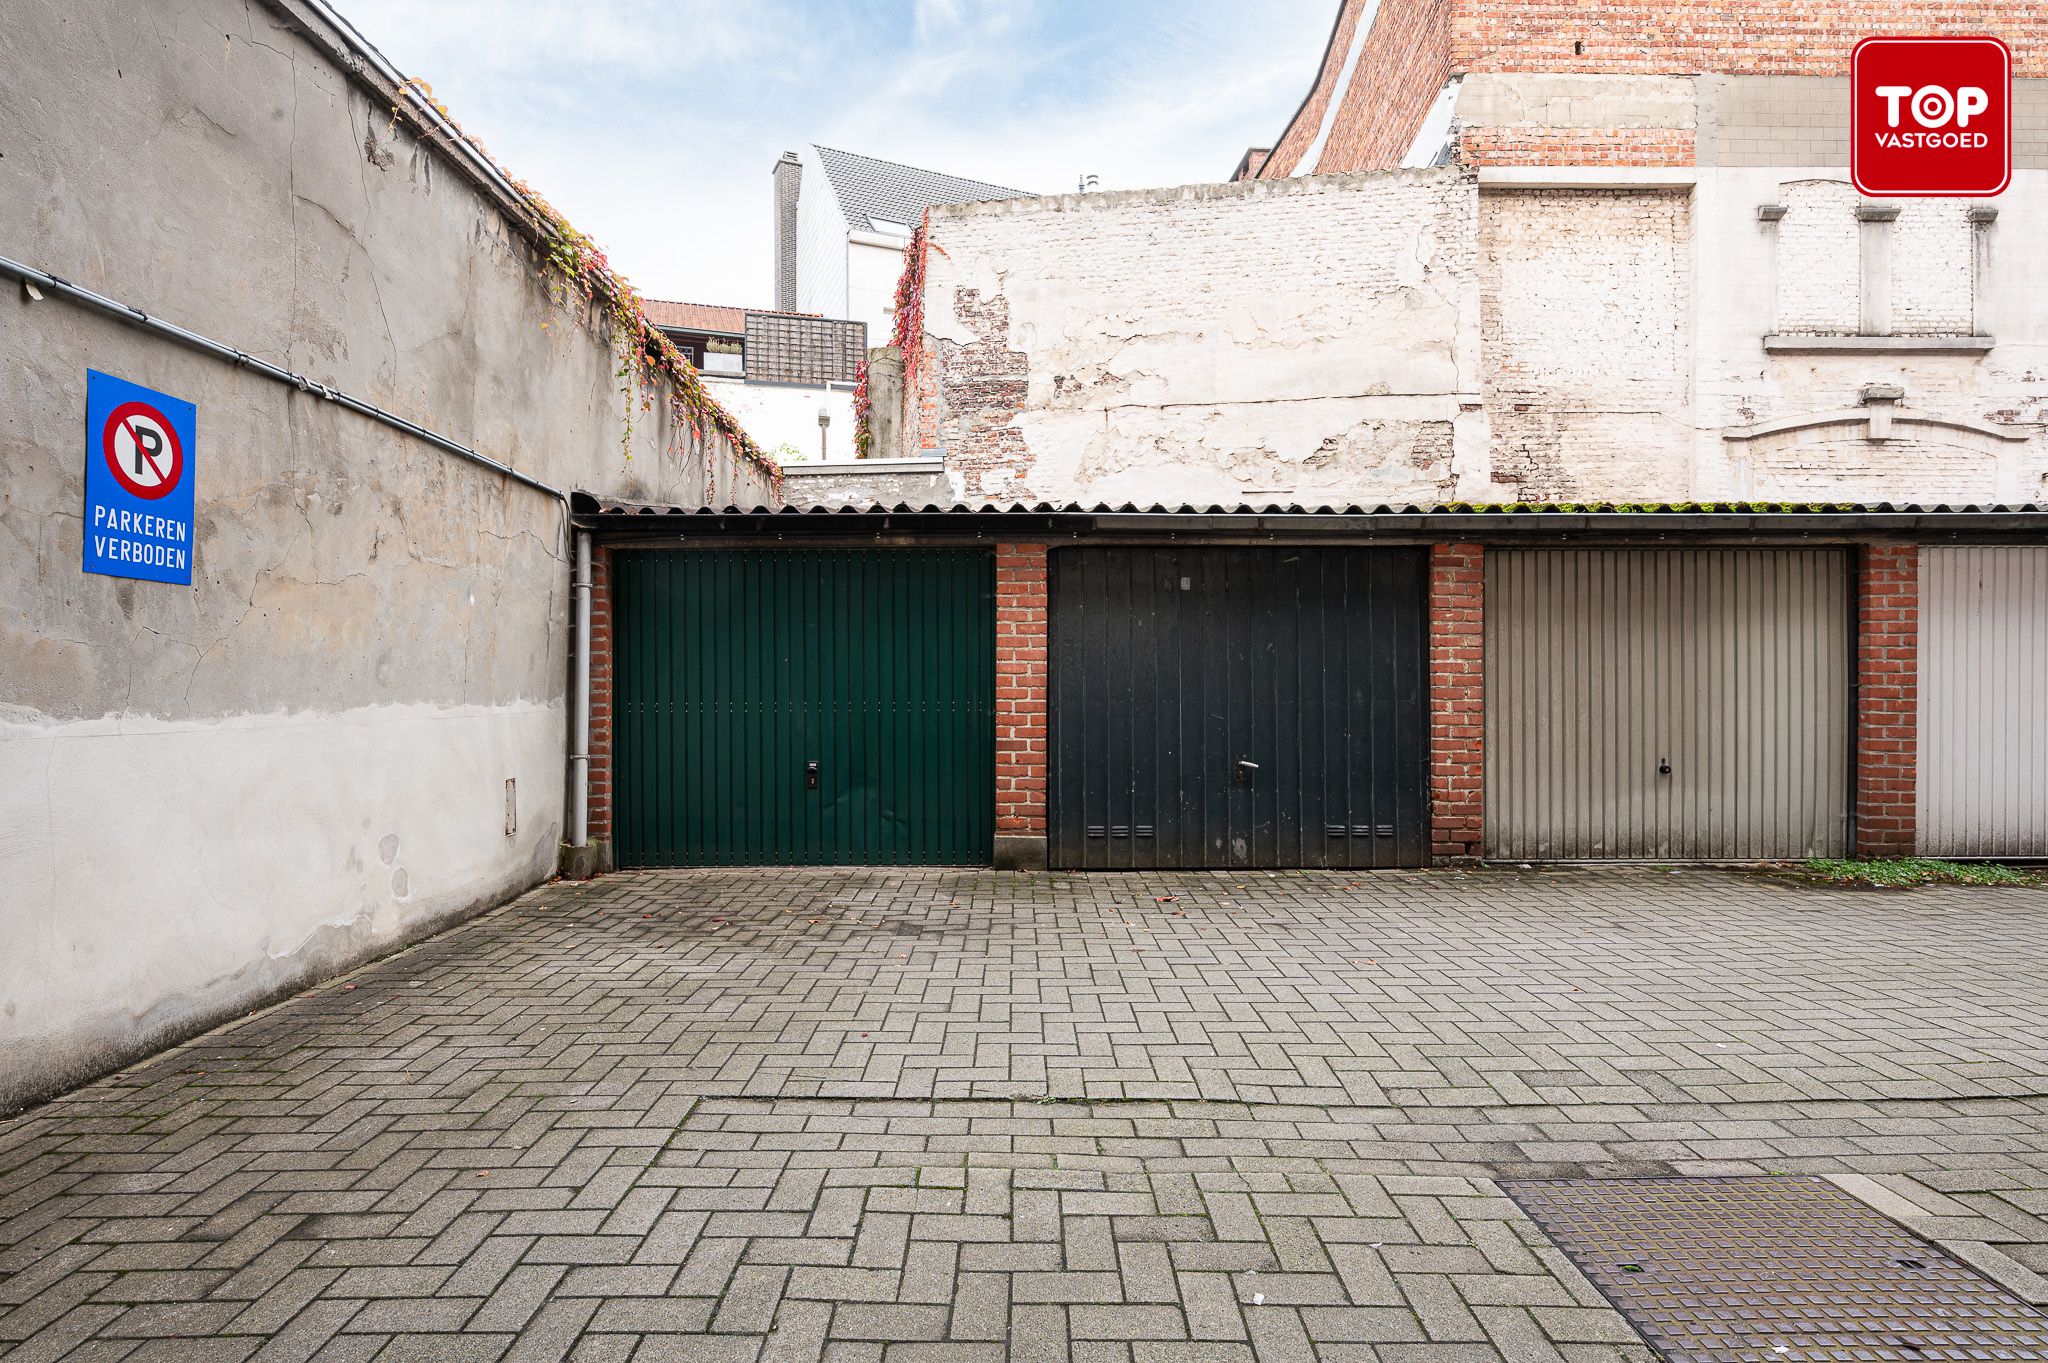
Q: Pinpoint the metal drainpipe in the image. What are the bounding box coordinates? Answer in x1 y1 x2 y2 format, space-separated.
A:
571 531 593 851
0 254 570 523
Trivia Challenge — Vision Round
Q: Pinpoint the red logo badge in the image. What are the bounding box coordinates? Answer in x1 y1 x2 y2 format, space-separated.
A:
1853 36 2012 197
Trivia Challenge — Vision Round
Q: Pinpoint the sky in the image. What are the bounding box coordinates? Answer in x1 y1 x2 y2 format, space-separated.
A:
335 0 1334 307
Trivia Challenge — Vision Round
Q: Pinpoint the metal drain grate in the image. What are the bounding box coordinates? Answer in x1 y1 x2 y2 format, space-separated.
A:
1504 1176 2048 1362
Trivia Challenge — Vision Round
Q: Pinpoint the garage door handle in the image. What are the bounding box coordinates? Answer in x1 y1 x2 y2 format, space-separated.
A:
805 760 820 790
1235 758 1259 784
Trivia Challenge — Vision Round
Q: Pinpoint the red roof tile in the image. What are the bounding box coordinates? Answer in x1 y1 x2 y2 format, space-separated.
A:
643 300 746 333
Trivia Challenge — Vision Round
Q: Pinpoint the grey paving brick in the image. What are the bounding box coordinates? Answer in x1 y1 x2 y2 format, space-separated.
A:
5 868 2047 1363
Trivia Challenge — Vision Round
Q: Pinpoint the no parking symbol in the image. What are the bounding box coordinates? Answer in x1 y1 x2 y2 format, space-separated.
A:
83 369 197 584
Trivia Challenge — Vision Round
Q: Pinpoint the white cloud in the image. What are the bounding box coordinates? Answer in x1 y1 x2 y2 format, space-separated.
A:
327 0 1332 303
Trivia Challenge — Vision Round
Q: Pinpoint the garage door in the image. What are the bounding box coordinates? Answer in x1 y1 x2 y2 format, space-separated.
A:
1049 547 1428 869
612 549 994 867
1486 548 1850 861
1919 546 2048 857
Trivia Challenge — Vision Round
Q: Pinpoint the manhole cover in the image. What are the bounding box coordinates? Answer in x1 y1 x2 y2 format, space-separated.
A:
1504 1176 2048 1362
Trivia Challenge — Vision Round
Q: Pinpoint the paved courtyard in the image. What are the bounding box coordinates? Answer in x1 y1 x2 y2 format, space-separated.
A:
5 867 2048 1361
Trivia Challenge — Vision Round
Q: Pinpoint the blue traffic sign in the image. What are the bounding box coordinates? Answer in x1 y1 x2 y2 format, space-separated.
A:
83 369 196 585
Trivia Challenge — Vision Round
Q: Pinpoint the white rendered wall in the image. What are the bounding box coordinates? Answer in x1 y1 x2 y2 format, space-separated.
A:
707 376 859 464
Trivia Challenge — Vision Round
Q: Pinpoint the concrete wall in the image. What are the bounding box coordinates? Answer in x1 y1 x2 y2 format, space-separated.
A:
0 0 774 1112
779 460 952 509
916 171 1482 505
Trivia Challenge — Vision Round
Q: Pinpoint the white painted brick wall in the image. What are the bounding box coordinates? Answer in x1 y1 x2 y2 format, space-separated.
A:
1775 179 1860 333
1892 200 1975 335
1479 188 1694 499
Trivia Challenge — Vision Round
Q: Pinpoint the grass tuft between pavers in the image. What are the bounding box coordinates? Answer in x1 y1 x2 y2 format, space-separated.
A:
1796 858 2041 888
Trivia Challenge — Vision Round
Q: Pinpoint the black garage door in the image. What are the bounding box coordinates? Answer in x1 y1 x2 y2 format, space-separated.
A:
1049 546 1428 869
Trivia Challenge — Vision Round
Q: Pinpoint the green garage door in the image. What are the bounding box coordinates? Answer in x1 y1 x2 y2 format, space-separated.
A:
613 549 995 867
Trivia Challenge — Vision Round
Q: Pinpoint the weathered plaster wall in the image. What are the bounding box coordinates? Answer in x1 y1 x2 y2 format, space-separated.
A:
918 171 1482 505
0 0 772 1112
917 65 2048 507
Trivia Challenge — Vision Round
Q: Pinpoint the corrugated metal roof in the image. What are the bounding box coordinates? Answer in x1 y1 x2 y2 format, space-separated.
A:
814 145 1029 232
575 494 2048 519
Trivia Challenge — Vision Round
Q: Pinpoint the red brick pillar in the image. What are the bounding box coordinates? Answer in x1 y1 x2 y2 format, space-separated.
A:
1429 544 1486 864
1855 545 1919 858
994 542 1049 869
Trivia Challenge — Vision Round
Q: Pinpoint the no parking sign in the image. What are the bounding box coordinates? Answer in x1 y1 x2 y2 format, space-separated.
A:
83 369 196 585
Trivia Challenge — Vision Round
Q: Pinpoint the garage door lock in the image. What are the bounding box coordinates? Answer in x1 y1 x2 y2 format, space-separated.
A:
805 760 820 790
1235 758 1259 785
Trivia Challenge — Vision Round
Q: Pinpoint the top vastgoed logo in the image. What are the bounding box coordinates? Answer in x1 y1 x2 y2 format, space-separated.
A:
1852 36 2012 197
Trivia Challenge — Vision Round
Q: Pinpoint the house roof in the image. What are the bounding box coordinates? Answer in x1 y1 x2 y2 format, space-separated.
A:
813 145 1029 233
643 300 747 334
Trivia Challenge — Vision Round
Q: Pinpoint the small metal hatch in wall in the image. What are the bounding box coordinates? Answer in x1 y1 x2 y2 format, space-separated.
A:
1504 1176 2048 1362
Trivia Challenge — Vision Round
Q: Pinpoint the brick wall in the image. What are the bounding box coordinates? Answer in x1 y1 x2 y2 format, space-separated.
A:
1261 0 1377 179
994 543 1049 855
1287 0 1453 175
587 544 615 855
1452 3 2048 78
1429 543 1486 863
1855 544 1919 858
1458 126 1695 167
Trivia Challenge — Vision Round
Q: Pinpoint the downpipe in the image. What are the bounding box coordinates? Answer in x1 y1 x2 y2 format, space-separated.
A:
570 531 593 856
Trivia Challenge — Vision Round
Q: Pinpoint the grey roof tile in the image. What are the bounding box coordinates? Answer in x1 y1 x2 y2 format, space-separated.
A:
814 145 1028 231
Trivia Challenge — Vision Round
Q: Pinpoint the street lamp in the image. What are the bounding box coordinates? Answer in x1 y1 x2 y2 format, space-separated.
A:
818 406 830 463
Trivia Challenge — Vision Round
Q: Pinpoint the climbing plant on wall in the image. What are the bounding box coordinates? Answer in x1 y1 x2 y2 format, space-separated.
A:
395 79 780 492
850 215 934 463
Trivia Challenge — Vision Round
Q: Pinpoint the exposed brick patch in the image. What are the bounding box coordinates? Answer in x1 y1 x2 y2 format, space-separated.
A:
995 543 1049 840
1458 126 1696 167
1430 543 1485 863
1856 545 1919 858
938 288 1032 502
587 545 615 850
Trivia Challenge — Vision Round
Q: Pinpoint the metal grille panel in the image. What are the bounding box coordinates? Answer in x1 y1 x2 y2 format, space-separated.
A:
1507 1176 2048 1362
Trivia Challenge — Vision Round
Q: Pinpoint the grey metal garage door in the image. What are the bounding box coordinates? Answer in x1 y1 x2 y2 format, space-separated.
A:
1486 548 1851 861
1919 546 2048 857
1049 546 1428 869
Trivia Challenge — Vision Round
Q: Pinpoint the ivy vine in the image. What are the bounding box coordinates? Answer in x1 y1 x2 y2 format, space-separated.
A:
395 79 781 493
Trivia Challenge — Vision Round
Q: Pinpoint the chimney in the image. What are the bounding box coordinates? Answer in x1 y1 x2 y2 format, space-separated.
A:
774 151 802 312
